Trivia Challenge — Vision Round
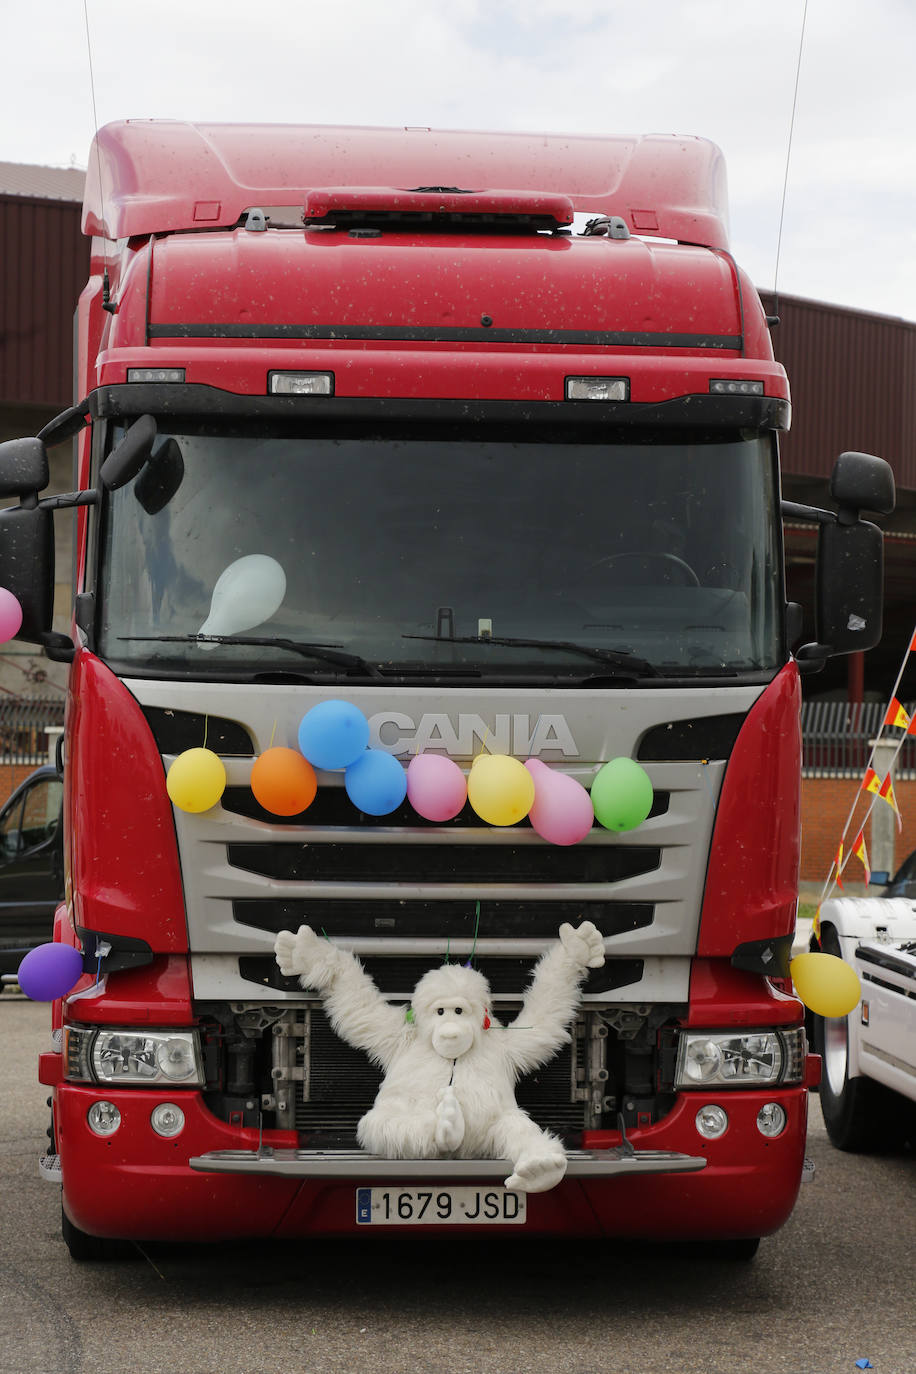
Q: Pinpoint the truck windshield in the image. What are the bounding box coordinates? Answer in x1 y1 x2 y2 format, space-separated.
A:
97 421 782 682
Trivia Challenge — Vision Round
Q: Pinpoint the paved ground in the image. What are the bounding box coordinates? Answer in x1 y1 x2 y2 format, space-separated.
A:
2 994 915 1374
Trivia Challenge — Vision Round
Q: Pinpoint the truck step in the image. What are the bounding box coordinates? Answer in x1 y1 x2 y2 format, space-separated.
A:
38 1153 62 1183
189 1147 707 1179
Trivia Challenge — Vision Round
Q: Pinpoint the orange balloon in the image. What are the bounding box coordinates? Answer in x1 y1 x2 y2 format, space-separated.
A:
251 747 317 816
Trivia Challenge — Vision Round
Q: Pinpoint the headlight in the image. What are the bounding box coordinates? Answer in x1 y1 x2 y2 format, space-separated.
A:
675 1028 804 1089
65 1027 204 1087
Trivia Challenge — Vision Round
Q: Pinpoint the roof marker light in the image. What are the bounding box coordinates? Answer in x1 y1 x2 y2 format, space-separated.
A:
127 368 185 383
566 376 629 402
269 371 335 396
709 379 764 396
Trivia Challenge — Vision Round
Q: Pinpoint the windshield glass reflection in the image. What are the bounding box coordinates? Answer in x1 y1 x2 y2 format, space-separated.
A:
98 423 782 680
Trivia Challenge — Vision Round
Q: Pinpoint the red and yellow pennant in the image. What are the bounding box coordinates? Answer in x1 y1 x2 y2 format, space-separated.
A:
883 697 911 730
862 768 881 795
878 773 903 832
852 830 871 886
833 841 844 889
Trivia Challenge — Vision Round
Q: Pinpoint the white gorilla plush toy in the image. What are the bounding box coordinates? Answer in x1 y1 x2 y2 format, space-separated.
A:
274 920 605 1193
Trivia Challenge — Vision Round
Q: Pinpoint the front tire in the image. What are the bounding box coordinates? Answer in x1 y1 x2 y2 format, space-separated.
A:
814 928 907 1151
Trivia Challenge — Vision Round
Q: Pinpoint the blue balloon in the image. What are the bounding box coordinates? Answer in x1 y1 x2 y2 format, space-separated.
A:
18 943 84 1001
345 749 408 816
298 700 369 771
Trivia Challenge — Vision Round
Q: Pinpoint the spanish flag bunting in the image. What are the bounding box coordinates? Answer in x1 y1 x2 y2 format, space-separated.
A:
911 628 916 653
852 830 871 886
833 841 844 889
878 773 903 832
862 768 881 795
812 905 821 941
883 697 911 730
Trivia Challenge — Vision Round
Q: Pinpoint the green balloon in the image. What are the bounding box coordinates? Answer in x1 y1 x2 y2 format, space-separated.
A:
591 757 654 832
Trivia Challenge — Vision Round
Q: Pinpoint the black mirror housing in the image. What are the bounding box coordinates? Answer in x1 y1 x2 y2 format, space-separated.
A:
0 437 49 498
100 414 157 491
830 451 895 521
0 504 55 643
815 517 883 654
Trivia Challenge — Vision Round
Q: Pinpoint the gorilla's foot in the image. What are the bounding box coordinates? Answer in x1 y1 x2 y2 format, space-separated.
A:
504 1151 567 1194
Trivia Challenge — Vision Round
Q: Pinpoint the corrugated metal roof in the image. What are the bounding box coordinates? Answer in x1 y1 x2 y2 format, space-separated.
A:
0 162 85 202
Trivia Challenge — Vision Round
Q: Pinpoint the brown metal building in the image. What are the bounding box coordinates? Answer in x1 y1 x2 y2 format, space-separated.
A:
0 165 913 706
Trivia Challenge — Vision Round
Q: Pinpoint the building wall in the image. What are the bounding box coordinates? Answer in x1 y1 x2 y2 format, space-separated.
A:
761 291 916 493
0 194 88 407
801 776 916 889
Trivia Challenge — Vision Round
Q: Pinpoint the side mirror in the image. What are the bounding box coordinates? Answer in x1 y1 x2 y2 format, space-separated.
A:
134 438 185 514
100 415 157 491
794 451 895 668
815 518 883 654
0 437 49 500
0 503 54 643
830 451 895 523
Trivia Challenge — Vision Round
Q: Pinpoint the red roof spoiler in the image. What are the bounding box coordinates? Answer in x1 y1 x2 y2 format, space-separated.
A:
83 122 729 249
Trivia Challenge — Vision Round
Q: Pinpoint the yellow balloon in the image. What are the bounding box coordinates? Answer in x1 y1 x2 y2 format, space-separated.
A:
166 747 227 814
790 952 861 1019
467 754 536 826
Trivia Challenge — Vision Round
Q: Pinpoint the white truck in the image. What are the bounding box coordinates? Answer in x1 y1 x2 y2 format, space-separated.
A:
813 862 916 1150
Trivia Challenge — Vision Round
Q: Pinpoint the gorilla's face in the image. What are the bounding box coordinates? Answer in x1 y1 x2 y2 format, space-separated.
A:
427 995 477 1060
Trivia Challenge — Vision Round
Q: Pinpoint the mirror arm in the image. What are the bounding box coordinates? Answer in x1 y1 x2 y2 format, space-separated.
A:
780 499 836 526
38 490 100 511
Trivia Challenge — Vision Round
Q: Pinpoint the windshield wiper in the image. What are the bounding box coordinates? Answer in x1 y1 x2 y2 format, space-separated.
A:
119 635 386 678
402 633 657 676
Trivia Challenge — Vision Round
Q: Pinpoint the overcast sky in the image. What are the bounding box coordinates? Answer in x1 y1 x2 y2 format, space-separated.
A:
4 0 915 322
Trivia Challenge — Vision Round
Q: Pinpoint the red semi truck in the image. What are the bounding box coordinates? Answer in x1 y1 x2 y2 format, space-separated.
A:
0 122 894 1258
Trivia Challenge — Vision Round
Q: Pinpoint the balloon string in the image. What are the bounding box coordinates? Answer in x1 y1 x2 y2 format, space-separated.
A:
203 715 209 749
269 718 278 749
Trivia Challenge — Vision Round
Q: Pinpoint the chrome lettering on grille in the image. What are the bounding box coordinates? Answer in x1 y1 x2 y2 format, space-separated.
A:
370 711 578 759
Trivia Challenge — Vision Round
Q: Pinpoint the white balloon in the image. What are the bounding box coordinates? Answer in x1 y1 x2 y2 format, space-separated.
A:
197 555 287 646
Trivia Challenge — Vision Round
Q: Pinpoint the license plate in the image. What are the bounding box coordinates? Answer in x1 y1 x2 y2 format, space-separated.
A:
356 1186 526 1226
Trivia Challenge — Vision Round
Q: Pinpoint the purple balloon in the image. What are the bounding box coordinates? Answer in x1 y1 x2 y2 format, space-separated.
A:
17 943 84 1001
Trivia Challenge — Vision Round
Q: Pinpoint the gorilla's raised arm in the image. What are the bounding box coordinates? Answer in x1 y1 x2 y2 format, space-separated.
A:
275 925 407 1071
502 921 605 1076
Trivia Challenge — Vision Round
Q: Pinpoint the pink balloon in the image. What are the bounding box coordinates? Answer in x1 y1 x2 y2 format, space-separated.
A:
406 753 468 822
525 758 595 845
0 588 23 643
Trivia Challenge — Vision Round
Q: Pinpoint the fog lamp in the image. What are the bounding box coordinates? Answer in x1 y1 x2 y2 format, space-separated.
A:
756 1103 787 1138
695 1104 728 1139
87 1101 121 1137
150 1103 186 1138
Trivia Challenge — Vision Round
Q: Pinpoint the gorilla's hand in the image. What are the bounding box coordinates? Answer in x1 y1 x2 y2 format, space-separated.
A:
275 924 345 990
558 920 606 970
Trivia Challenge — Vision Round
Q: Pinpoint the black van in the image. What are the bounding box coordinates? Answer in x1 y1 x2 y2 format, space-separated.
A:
0 765 64 987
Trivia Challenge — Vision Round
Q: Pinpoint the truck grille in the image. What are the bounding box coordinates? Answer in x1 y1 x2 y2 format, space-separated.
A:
222 783 663 951
295 1005 586 1144
240 953 644 997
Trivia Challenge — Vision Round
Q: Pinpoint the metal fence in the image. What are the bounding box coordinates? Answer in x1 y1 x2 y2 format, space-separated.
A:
0 696 65 766
801 700 916 779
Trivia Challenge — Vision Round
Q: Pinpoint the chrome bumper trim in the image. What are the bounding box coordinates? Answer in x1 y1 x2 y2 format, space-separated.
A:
188 1147 707 1179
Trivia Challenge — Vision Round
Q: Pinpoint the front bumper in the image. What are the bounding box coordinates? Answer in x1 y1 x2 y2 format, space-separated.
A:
49 1081 808 1242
